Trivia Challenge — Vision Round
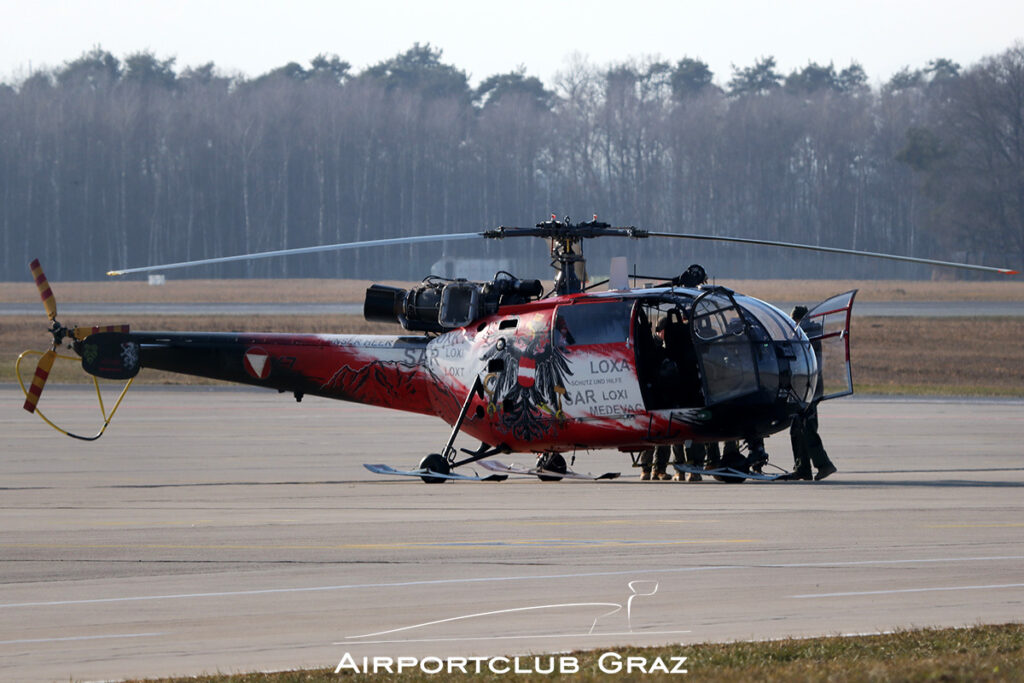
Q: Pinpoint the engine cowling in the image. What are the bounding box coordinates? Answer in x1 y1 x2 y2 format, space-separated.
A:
363 275 542 332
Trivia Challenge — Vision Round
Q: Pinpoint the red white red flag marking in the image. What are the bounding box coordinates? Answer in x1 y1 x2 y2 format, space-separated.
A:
244 348 271 380
517 356 536 388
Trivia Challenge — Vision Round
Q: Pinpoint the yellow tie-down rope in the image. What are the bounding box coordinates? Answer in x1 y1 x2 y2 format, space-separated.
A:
16 349 134 441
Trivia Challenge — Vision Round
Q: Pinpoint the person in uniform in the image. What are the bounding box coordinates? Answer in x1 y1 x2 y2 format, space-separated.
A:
782 305 838 481
646 441 715 481
669 441 719 481
787 403 836 480
639 445 672 480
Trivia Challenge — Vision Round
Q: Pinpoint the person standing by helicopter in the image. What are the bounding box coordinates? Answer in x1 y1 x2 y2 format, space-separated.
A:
639 445 671 480
669 440 719 481
781 305 838 481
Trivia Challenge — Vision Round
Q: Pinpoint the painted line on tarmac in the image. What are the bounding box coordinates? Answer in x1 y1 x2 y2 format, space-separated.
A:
3 555 1023 610
0 538 753 551
334 630 694 646
924 522 1024 528
345 602 622 639
512 519 721 526
791 583 1024 598
0 632 163 645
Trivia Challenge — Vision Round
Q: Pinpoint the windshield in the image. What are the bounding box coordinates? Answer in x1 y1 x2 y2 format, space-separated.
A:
735 297 805 341
688 290 821 407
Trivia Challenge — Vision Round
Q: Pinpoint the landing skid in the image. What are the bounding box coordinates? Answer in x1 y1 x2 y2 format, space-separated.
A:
672 463 787 482
479 460 620 481
363 463 508 482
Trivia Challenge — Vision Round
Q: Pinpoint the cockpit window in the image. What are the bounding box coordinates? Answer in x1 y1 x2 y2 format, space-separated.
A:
553 300 633 347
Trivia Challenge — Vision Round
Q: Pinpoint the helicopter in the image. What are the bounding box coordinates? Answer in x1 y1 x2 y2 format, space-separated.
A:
18 216 1018 483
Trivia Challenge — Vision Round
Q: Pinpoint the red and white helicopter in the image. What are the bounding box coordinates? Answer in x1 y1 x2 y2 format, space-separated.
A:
19 217 1017 483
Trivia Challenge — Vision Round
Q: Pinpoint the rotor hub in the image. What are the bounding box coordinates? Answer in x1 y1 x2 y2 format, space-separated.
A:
483 216 648 294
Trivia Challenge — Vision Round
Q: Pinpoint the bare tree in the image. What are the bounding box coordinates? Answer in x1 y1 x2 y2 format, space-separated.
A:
3 44 1021 281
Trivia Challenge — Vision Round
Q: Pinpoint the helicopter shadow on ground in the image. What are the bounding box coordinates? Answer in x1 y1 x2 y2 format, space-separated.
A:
574 466 1024 489
604 479 1024 488
780 478 1024 489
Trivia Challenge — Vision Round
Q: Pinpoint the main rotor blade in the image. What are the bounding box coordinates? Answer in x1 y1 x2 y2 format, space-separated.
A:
29 259 58 320
107 232 484 276
646 232 1018 275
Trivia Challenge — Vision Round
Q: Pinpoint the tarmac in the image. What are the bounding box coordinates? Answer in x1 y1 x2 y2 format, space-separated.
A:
2 386 1023 681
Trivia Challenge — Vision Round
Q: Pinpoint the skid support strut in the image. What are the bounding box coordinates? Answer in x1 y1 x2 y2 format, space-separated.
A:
440 374 485 465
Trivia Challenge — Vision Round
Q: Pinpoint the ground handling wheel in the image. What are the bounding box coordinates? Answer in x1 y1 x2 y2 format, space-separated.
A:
537 452 567 482
418 453 451 484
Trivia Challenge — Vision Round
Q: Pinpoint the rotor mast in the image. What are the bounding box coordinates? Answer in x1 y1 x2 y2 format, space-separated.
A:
483 216 648 295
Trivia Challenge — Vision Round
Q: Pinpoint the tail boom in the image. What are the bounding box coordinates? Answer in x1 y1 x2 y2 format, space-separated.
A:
98 331 438 414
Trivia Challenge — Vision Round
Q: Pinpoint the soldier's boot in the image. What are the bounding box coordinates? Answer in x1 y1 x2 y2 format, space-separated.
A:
745 441 769 472
654 467 671 481
686 452 706 482
641 468 652 481
815 462 837 481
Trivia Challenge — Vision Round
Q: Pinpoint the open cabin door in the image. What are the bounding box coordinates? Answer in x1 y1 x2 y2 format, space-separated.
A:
799 290 857 401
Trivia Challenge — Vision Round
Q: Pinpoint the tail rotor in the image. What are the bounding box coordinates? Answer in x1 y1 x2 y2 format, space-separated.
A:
22 349 56 414
30 258 58 322
21 259 129 414
23 259 61 413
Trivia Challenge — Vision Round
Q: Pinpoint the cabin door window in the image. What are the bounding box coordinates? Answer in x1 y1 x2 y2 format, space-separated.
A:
691 291 761 405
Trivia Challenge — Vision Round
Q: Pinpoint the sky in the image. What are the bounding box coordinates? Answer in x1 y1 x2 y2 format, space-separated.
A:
1 0 1022 89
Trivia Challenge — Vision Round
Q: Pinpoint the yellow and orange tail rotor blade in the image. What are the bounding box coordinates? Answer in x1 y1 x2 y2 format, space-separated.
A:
72 324 131 341
23 349 56 414
29 259 57 321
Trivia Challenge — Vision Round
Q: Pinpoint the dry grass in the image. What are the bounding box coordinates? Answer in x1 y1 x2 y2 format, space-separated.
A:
5 313 1023 396
717 278 1024 303
852 316 1024 395
2 278 1023 304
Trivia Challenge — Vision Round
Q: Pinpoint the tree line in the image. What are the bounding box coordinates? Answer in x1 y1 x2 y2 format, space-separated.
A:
1 43 1021 282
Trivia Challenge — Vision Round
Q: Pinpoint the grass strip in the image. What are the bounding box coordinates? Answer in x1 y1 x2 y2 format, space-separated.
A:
123 623 1023 682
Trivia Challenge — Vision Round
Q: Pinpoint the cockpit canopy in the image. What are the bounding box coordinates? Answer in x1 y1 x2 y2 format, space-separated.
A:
634 288 818 411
